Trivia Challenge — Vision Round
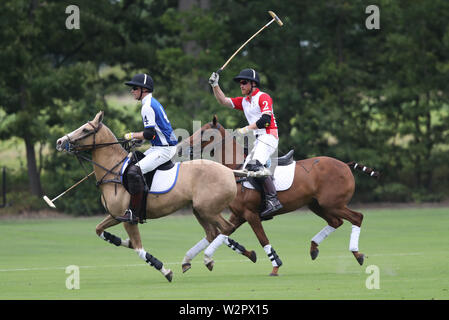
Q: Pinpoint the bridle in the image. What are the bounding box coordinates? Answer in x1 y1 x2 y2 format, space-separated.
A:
65 121 108 153
65 121 131 188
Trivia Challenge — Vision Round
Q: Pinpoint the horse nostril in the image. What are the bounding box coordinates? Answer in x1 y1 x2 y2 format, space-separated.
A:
56 138 66 151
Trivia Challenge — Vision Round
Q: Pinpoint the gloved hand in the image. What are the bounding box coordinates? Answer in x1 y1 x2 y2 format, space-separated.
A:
208 72 219 88
124 132 134 140
237 126 250 135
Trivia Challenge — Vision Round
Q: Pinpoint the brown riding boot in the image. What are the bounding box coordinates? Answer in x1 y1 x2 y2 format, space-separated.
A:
259 176 283 221
116 191 144 224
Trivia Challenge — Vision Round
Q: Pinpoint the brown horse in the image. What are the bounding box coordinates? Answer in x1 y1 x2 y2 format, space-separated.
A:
179 115 379 276
55 111 238 282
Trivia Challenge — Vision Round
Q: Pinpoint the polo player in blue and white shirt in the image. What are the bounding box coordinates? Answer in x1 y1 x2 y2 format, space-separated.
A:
117 73 178 224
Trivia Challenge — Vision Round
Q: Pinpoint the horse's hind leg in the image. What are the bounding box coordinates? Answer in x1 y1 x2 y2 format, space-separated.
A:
181 210 218 273
202 214 235 271
95 215 132 248
182 211 255 273
122 223 173 282
308 199 343 260
310 202 365 265
339 206 365 265
202 212 260 271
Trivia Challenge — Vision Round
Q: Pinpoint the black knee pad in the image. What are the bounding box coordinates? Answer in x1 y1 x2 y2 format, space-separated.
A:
127 165 144 194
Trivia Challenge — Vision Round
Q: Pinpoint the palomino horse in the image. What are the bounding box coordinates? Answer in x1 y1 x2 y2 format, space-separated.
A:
55 111 239 282
179 115 379 276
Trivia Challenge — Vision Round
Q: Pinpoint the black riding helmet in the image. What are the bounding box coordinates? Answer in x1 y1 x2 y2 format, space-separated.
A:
125 73 154 92
233 68 260 87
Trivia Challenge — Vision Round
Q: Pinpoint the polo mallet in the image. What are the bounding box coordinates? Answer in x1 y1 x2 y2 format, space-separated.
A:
216 11 283 74
43 171 95 208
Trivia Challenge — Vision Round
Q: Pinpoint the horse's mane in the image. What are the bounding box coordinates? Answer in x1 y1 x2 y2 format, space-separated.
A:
98 122 127 155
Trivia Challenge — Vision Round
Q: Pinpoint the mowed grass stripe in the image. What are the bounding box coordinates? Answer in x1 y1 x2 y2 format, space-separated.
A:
0 208 448 299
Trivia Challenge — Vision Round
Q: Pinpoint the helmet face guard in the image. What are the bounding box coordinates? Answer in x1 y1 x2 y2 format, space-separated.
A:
125 73 154 92
233 68 260 87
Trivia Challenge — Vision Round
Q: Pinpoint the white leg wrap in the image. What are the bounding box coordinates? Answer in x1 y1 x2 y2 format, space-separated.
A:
160 266 170 276
121 238 131 248
349 225 361 252
183 237 210 264
204 234 227 258
311 225 336 245
263 244 272 256
264 244 281 267
136 248 146 261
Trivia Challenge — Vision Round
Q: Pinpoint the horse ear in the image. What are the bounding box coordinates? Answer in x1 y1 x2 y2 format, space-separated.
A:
95 111 104 124
212 115 218 126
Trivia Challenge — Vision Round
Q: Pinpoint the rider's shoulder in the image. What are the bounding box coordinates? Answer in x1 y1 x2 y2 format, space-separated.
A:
258 91 272 101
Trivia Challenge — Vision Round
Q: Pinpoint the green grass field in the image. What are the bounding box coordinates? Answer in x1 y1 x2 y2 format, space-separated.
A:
0 208 448 300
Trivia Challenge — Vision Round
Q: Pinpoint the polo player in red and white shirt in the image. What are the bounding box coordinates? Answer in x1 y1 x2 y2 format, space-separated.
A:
209 68 282 220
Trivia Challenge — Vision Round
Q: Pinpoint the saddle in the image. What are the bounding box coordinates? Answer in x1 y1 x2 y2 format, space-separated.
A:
245 149 295 194
276 150 294 166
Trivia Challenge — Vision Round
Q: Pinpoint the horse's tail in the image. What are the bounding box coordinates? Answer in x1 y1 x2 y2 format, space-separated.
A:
347 161 380 179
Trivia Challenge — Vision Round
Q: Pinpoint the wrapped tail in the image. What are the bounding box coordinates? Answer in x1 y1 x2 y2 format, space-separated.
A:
347 161 380 179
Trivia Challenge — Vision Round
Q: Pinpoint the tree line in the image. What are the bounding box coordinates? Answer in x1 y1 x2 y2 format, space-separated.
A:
1 0 448 214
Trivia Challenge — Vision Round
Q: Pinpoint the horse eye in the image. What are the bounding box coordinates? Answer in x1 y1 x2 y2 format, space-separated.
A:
82 128 90 133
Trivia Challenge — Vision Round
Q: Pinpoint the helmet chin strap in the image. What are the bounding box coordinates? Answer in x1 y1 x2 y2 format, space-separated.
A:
138 88 144 101
249 82 257 95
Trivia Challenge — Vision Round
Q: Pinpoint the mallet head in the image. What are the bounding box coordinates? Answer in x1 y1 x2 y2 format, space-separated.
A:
268 11 283 26
43 195 57 209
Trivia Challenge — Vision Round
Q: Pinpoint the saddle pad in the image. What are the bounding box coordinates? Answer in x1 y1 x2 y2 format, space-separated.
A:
149 162 180 194
243 161 296 192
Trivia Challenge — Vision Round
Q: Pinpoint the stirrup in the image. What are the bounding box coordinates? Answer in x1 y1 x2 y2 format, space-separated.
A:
259 200 282 221
116 209 139 224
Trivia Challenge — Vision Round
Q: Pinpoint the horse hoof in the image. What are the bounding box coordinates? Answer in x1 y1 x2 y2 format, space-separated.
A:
165 270 173 282
356 254 365 266
247 250 257 263
182 263 191 273
206 261 214 271
269 266 279 276
310 249 319 260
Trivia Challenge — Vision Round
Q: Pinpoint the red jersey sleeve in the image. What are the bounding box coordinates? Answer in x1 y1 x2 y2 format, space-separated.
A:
230 97 244 111
258 93 273 115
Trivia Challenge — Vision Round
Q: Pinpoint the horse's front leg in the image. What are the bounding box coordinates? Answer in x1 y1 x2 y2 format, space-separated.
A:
243 209 283 276
122 222 173 283
95 215 132 248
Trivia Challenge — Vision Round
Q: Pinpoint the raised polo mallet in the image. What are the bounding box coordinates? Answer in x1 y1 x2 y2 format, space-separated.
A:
216 11 283 74
43 171 95 208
